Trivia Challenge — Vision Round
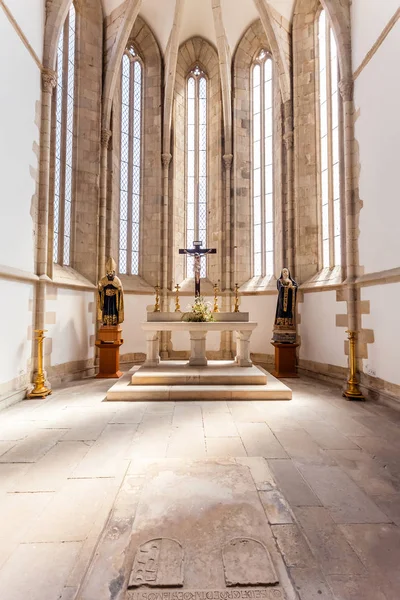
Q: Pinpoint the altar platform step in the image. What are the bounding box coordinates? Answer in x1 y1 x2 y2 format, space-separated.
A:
105 361 292 401
131 360 267 386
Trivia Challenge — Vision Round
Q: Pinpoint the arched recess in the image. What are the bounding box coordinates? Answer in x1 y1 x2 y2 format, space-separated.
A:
108 16 162 287
233 20 284 287
44 0 103 283
172 37 223 289
292 0 351 284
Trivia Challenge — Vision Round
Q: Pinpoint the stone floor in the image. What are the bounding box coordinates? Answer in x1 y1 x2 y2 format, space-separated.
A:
0 375 400 599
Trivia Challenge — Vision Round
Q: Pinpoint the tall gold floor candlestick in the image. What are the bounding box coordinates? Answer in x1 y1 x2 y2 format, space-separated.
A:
28 330 52 399
213 283 219 313
154 285 161 312
175 284 181 312
233 283 240 313
343 330 365 400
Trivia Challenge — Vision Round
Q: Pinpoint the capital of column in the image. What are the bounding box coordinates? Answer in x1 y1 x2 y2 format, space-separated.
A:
339 78 354 102
41 68 57 93
223 154 233 170
283 131 294 150
101 129 112 148
161 153 172 169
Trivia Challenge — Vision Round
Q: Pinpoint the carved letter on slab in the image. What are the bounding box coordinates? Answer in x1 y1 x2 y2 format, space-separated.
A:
128 538 184 588
222 538 279 586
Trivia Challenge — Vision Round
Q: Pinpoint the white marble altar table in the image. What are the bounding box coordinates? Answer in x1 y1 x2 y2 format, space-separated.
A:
141 321 258 367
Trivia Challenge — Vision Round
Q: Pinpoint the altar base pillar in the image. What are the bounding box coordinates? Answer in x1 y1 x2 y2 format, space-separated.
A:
189 331 208 366
144 332 160 367
271 342 299 378
235 331 253 367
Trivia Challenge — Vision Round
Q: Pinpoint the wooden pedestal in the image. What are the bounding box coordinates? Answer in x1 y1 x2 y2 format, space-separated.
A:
95 340 123 378
271 342 299 378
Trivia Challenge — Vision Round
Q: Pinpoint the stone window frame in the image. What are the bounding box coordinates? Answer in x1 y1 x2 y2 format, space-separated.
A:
250 48 275 279
184 62 210 279
118 44 144 277
314 6 346 273
51 0 79 268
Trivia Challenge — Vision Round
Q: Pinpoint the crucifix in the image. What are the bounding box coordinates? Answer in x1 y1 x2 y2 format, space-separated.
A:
179 241 217 297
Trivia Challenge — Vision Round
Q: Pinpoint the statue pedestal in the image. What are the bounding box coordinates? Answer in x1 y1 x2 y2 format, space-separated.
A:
96 326 123 378
271 342 299 378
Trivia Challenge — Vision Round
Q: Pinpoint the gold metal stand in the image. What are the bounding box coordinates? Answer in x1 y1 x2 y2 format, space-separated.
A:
175 284 181 312
213 283 219 313
233 283 240 313
154 285 161 312
343 330 365 401
28 330 52 399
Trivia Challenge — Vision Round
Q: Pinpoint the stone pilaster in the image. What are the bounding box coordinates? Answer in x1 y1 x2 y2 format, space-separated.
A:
98 129 112 282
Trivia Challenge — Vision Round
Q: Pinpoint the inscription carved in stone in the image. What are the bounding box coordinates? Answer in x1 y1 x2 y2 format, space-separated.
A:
222 538 278 587
128 538 184 588
126 589 283 600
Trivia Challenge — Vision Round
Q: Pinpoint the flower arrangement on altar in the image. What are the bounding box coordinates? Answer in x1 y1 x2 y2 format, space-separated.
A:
182 296 214 322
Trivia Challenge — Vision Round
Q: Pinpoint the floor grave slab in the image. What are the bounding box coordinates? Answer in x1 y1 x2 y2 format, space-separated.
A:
78 459 297 600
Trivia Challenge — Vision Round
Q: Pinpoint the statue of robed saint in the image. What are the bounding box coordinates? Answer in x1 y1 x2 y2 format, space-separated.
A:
273 268 298 343
97 258 124 326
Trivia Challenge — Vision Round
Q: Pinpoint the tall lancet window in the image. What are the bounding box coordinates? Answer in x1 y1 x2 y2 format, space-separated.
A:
53 2 76 265
318 10 341 268
119 46 142 275
186 66 208 277
252 49 274 278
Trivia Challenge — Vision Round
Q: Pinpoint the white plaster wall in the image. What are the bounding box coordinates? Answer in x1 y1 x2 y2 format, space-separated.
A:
355 22 400 274
0 9 41 273
4 0 44 59
240 295 277 355
45 288 95 366
298 290 346 368
0 280 33 386
361 283 400 386
122 294 154 355
351 0 399 72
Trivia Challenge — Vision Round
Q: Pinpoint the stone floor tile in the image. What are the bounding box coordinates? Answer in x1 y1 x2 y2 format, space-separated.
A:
0 421 37 441
198 400 230 413
0 464 29 494
273 429 335 465
236 423 287 458
294 507 365 575
72 424 135 477
203 412 238 437
327 574 389 600
23 478 116 543
268 459 322 506
9 441 91 492
167 426 206 458
300 421 359 450
272 524 316 568
236 456 275 488
0 541 81 600
372 494 400 525
0 441 16 458
353 415 400 446
0 428 67 463
109 404 146 423
205 436 247 457
297 464 391 524
172 404 203 427
259 489 293 524
290 567 335 600
228 403 267 423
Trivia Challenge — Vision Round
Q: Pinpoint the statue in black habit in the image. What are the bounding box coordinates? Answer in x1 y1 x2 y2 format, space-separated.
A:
97 258 124 326
273 268 297 343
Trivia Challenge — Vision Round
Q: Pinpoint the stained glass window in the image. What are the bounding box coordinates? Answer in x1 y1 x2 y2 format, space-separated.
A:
119 46 142 275
53 2 76 265
318 9 341 268
186 66 207 278
252 50 274 277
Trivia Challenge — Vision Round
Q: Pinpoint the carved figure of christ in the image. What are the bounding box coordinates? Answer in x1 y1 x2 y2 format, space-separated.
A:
179 241 217 297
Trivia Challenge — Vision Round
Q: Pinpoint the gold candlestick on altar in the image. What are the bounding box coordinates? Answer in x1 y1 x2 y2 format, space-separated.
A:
233 283 240 313
175 284 181 312
154 285 161 312
343 330 365 400
213 283 219 313
28 330 52 399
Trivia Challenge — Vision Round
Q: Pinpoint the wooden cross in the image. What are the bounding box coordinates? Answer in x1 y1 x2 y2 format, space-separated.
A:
179 241 217 297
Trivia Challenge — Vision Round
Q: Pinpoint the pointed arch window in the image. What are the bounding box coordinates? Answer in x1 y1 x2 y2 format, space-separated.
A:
318 9 341 268
186 66 208 277
252 49 274 278
119 46 142 275
53 2 76 265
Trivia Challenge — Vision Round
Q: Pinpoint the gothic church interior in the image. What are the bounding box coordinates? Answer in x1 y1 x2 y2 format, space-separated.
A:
0 0 399 598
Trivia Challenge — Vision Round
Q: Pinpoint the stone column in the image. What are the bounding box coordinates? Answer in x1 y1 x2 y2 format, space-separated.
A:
235 331 253 367
283 100 294 276
222 154 233 358
98 129 112 282
339 78 357 335
161 153 172 358
144 332 160 367
189 331 208 366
